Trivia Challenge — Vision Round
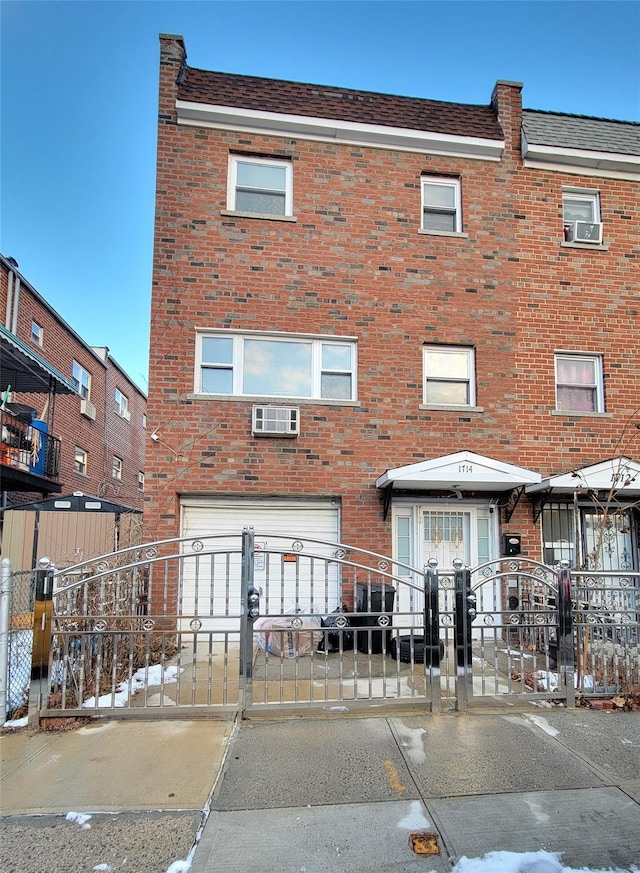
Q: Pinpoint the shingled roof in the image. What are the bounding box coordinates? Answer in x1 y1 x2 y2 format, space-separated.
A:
177 66 504 141
523 110 640 156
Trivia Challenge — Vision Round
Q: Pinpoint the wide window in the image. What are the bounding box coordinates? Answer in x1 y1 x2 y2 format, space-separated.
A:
114 388 130 420
74 447 88 476
423 346 475 405
562 190 601 243
196 332 356 400
421 177 461 233
555 354 603 412
228 156 293 216
71 361 91 400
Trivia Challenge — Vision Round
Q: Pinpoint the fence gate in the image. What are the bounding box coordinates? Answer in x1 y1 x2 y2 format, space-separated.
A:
34 533 639 720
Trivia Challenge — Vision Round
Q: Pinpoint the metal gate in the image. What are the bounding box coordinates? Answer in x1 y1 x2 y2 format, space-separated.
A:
34 530 639 719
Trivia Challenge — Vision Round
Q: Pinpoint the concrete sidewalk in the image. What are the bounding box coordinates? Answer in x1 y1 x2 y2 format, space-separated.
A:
1 708 639 872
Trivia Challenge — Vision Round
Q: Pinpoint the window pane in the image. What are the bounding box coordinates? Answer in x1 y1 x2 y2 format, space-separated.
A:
321 373 351 399
426 380 469 405
243 340 312 397
423 211 456 232
202 367 233 394
557 386 596 412
322 343 352 371
425 350 469 378
563 197 595 222
424 183 456 208
236 190 286 215
236 162 286 191
557 357 595 385
202 336 233 364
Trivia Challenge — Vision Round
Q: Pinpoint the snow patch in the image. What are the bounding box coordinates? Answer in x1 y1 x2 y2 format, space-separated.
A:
66 811 92 829
397 800 431 830
82 665 181 709
3 716 28 729
395 722 427 765
424 851 640 873
525 714 559 737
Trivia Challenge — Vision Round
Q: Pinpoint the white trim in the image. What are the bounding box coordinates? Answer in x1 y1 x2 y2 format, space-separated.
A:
176 100 504 161
227 154 293 216
522 133 640 180
526 456 640 495
554 352 603 414
421 176 462 233
423 345 475 407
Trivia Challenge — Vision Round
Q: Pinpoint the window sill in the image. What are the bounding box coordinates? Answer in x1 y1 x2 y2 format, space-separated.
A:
418 229 468 239
560 241 608 251
550 410 612 418
188 394 360 407
419 404 484 413
221 210 297 223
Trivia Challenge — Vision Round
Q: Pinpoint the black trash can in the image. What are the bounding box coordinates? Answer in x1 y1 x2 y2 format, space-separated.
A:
355 582 395 654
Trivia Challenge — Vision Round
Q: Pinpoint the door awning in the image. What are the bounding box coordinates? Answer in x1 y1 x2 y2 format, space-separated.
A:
376 451 541 492
525 456 640 496
0 324 77 395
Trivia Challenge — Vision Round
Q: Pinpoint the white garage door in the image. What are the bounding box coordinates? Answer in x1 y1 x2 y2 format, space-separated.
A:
179 498 341 627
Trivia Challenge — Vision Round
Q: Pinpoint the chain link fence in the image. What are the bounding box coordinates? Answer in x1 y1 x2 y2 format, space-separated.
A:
6 570 36 719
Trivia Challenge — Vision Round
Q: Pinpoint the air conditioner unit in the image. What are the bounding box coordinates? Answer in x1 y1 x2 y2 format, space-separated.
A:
565 221 602 244
252 405 299 437
122 408 131 422
80 399 97 421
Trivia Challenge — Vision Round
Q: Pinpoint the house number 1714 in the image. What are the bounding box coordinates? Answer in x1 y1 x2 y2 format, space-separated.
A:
458 464 473 473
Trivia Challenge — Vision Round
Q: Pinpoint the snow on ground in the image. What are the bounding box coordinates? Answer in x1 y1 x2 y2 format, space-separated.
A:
3 715 28 729
82 665 182 709
426 851 639 873
66 811 92 830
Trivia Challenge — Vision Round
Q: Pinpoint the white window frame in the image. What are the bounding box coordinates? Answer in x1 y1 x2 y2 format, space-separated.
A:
71 361 91 400
114 388 130 420
421 177 461 233
74 447 88 476
138 471 145 490
112 456 123 480
30 321 43 346
142 414 147 429
562 188 601 241
555 353 604 413
195 330 357 401
423 345 475 406
227 155 293 216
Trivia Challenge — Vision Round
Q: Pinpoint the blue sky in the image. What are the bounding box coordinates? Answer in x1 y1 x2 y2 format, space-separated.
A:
2 1 639 392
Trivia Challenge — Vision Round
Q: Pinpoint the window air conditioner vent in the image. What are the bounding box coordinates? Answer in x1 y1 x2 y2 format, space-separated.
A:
564 221 602 244
80 399 97 421
252 405 299 437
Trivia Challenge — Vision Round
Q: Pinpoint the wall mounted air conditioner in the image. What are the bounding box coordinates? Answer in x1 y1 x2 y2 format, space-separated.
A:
80 399 97 421
252 405 299 437
564 221 602 244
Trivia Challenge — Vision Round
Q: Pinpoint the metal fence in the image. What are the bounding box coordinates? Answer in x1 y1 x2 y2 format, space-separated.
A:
5 570 36 719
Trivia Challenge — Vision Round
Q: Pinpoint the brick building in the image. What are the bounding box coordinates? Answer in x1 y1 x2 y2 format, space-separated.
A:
1 254 147 512
146 34 639 588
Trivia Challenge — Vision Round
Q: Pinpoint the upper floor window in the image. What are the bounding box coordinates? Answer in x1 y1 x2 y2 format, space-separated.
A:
228 155 293 216
30 321 43 346
112 455 122 480
114 388 131 420
555 353 603 413
138 471 145 491
74 447 88 476
423 346 475 406
71 361 91 400
196 331 357 401
142 413 147 429
421 177 461 233
562 189 602 244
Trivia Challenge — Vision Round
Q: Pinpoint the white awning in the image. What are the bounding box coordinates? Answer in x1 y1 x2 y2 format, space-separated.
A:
525 457 640 496
376 451 541 492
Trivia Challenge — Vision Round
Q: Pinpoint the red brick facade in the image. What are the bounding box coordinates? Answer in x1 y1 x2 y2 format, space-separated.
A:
1 258 146 510
146 35 639 564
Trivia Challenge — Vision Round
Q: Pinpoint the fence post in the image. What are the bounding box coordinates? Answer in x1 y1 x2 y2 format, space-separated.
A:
28 558 54 727
454 562 474 712
424 559 441 713
0 558 11 727
557 561 575 708
239 527 256 717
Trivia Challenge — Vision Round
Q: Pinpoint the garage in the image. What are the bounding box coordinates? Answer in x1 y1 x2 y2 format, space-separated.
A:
179 497 341 625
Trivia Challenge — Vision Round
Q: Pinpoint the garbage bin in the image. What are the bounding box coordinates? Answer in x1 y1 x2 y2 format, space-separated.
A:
355 582 395 654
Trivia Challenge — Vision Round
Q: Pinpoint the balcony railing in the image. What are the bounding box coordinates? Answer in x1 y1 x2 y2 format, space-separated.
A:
0 409 61 481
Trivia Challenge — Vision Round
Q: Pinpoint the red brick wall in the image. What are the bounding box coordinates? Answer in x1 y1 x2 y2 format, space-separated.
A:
145 37 638 557
1 262 147 510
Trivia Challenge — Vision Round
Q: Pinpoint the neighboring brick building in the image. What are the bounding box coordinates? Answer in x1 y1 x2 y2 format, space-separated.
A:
146 34 639 585
1 254 147 511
